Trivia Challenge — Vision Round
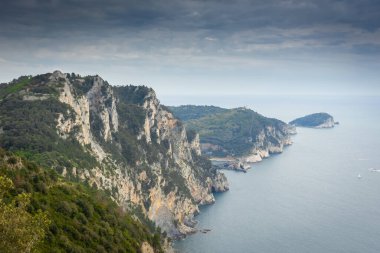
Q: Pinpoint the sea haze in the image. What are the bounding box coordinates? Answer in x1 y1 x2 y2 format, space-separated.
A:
171 95 380 253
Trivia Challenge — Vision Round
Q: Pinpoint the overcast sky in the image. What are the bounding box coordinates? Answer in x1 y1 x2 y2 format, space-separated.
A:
1 0 380 97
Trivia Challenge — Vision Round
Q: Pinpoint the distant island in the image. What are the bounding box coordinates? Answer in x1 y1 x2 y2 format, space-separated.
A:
289 113 337 128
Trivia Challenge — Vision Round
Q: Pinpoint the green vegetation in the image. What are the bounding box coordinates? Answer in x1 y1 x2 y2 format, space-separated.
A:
0 149 164 253
289 113 333 127
0 94 98 171
0 73 99 172
0 76 31 98
114 85 153 106
170 106 288 157
0 175 50 253
71 76 95 97
168 105 227 121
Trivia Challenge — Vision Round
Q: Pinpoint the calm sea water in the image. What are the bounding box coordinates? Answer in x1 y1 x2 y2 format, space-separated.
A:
165 95 380 253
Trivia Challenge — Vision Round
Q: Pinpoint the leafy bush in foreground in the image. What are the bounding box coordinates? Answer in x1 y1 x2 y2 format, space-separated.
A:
0 149 164 253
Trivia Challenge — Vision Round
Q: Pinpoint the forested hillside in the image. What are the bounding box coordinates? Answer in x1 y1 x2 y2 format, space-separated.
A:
0 149 164 253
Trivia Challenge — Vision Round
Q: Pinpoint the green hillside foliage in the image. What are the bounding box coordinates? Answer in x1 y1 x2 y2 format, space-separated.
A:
0 175 50 253
0 149 164 253
168 105 227 121
114 85 153 106
170 106 286 157
0 76 31 98
0 78 98 171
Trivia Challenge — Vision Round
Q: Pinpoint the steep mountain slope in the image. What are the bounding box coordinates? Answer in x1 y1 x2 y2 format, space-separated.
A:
169 106 295 162
0 149 164 253
0 71 228 237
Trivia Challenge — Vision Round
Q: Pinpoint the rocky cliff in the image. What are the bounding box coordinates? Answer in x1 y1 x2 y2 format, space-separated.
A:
242 124 295 163
0 71 229 238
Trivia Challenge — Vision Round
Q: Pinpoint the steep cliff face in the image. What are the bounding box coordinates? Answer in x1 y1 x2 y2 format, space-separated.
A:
56 72 116 160
0 71 229 237
243 124 295 163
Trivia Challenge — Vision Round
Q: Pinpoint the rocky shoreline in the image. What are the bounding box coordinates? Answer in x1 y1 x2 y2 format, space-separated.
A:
211 135 294 173
212 161 251 173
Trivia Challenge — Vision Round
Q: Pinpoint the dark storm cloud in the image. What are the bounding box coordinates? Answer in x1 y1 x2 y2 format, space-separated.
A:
1 0 380 36
0 0 379 65
0 0 170 37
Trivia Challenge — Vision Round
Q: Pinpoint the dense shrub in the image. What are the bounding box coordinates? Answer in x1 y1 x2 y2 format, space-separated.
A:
0 150 164 253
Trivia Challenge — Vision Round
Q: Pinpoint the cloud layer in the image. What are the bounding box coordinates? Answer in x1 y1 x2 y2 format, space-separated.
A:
1 0 379 95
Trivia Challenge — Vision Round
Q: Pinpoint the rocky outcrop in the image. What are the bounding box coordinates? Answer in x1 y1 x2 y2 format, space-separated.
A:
141 242 155 253
213 124 295 171
46 71 229 238
211 170 229 191
243 125 295 163
55 71 118 160
315 117 335 128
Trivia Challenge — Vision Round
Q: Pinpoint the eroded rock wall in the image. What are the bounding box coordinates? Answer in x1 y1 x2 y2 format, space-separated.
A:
52 71 228 237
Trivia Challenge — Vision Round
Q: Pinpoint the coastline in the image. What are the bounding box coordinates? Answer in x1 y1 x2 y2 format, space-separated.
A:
209 140 293 173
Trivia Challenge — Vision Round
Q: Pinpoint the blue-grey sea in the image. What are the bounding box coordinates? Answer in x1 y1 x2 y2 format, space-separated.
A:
161 95 380 253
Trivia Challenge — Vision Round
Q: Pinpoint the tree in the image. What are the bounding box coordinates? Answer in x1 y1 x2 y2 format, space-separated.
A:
0 176 50 253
